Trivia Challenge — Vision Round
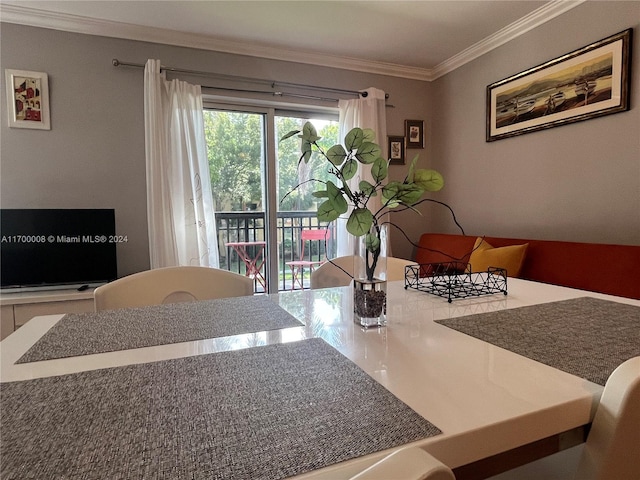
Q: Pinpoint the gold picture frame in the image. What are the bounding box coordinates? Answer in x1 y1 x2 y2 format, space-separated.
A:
486 29 632 142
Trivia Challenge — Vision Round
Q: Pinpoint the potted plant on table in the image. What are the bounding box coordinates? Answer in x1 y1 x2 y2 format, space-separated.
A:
281 122 447 326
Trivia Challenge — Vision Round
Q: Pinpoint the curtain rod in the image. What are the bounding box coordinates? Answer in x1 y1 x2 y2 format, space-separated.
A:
112 59 387 100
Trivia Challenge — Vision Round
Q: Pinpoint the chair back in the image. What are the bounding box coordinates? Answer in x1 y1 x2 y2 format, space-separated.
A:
387 257 414 282
488 356 640 480
311 256 414 289
299 228 330 260
94 266 254 311
575 355 640 480
349 446 455 480
311 256 353 289
301 228 330 242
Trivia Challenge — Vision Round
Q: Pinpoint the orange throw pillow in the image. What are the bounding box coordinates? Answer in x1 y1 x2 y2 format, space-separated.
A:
469 237 528 277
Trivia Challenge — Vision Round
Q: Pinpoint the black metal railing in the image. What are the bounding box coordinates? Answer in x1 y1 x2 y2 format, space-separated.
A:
216 211 336 292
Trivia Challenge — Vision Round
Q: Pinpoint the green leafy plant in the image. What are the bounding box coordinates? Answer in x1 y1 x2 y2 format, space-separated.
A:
281 121 445 281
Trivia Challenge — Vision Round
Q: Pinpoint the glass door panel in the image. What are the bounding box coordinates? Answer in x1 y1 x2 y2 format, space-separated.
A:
204 109 268 292
204 107 338 292
275 116 338 290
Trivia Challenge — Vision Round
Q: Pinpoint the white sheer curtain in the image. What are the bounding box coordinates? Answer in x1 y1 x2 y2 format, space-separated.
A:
336 87 387 257
144 59 219 268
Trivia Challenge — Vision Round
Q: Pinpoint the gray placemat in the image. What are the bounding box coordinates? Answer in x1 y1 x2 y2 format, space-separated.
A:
18 295 302 363
1 338 442 480
436 297 640 386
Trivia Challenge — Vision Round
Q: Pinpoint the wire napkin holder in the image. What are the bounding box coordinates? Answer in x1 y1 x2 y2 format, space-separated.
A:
404 262 508 302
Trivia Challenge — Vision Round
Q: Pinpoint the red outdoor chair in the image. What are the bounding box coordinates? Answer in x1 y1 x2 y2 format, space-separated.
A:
286 228 330 289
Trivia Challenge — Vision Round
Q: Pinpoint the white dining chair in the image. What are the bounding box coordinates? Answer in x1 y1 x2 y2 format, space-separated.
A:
94 266 254 311
349 446 455 480
310 255 414 289
488 356 640 480
387 256 415 282
310 255 353 289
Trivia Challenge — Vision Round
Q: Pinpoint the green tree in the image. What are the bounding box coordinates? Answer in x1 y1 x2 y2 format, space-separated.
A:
204 111 263 211
204 111 338 212
277 119 338 211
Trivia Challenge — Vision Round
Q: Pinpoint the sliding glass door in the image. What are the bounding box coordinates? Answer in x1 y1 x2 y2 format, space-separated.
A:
204 104 338 293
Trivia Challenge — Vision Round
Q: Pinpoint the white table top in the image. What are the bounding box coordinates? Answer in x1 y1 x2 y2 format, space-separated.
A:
2 278 638 478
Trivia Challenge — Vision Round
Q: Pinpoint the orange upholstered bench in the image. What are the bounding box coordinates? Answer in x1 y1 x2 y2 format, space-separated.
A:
415 233 640 300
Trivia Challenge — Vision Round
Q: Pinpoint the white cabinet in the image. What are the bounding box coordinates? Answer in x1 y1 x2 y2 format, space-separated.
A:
0 289 95 340
1 305 14 340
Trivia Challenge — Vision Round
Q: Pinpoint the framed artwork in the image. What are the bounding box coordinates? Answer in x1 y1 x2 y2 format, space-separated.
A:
486 28 632 142
5 69 51 130
405 120 424 148
388 135 405 165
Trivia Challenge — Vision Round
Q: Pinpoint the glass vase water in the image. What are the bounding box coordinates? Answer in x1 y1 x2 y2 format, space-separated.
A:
353 224 388 327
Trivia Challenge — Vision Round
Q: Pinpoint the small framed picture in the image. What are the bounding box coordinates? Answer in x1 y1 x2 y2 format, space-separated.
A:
5 69 51 130
388 135 405 165
405 119 423 148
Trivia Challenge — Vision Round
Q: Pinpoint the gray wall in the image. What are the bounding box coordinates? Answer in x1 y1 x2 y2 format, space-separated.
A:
412 0 640 260
0 23 431 276
1 0 639 275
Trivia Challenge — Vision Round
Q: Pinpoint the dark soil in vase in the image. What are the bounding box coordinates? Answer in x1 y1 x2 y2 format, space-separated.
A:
353 278 387 327
354 289 386 317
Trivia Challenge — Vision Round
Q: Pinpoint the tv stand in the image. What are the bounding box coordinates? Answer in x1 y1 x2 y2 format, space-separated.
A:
0 289 95 340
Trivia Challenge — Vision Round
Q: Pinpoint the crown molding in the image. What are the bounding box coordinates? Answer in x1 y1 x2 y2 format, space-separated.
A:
430 0 587 80
0 3 433 81
0 1 584 82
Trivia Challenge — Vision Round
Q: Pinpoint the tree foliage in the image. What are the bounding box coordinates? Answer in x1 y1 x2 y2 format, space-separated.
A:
204 111 262 211
204 110 338 212
277 119 338 211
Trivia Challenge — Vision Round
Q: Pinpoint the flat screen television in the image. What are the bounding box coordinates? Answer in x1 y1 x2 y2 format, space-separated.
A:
1 209 117 292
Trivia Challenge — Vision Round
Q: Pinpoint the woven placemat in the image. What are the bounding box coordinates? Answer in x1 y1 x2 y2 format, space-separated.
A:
18 295 302 363
437 297 640 386
2 338 441 480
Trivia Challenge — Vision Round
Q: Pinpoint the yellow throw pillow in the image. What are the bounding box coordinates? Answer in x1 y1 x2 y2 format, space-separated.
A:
469 237 528 277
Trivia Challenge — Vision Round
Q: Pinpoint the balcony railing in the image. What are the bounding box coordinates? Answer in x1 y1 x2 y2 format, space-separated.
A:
216 211 336 292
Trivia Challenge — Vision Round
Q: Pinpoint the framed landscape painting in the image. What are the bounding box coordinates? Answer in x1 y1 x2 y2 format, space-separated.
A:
5 69 51 130
486 29 631 142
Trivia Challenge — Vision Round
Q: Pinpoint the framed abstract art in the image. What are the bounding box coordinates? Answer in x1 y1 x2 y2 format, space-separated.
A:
5 69 51 130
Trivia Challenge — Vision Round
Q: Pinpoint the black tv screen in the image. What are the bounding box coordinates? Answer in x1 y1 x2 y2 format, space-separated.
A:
1 209 117 291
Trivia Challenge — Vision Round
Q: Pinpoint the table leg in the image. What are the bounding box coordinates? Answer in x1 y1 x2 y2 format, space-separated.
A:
230 245 267 290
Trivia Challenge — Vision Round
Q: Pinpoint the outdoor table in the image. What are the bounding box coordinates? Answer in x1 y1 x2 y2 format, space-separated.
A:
225 240 267 290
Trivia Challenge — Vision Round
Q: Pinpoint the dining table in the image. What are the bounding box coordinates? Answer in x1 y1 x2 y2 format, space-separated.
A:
1 278 639 480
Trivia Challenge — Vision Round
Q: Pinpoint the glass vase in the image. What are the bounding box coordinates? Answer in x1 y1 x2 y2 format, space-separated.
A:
353 224 388 328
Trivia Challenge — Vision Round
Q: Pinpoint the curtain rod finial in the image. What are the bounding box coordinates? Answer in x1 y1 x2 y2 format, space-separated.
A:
112 59 120 67
359 91 389 99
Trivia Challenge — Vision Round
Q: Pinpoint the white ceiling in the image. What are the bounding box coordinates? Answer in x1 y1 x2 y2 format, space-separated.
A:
0 0 584 80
